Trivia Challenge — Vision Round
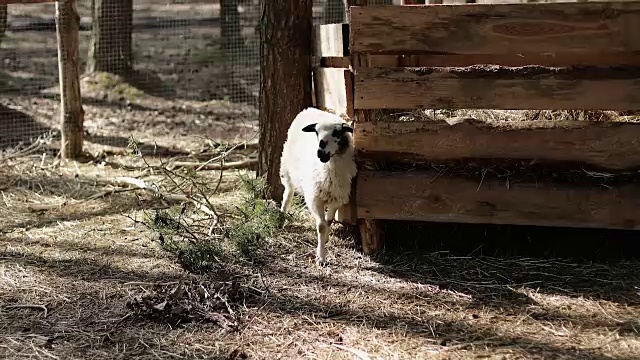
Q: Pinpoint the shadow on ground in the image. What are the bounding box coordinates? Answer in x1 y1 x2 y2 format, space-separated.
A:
0 104 53 150
363 220 640 308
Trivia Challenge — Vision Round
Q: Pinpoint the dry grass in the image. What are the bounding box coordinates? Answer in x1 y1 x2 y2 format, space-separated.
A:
3 4 640 354
1 140 640 360
373 108 640 126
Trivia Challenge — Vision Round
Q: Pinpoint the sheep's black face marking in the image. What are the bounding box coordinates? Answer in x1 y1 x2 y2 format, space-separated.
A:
303 121 352 163
317 150 331 163
337 135 350 153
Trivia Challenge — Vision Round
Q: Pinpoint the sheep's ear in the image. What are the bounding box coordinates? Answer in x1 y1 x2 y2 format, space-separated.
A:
342 123 354 133
301 123 317 133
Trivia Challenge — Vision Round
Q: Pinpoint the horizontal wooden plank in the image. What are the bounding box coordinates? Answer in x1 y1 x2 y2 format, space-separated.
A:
350 2 640 55
354 66 640 110
0 0 56 3
320 56 352 68
322 52 640 68
312 23 349 57
355 120 640 170
356 170 640 230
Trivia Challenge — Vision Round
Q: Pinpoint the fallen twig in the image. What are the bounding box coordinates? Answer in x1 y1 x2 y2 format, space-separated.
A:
168 158 257 171
122 281 180 287
27 202 69 212
95 176 217 218
0 138 49 164
332 344 372 360
3 304 49 318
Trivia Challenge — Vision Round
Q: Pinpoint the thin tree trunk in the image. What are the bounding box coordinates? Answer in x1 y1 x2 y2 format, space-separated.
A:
56 0 85 159
87 0 133 74
257 0 313 202
0 5 7 47
221 0 246 63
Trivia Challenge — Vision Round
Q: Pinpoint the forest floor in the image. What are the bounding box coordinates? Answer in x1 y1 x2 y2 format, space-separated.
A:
2 1 640 360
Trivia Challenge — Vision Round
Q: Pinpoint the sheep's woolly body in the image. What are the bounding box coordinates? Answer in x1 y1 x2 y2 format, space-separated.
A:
279 107 357 265
280 108 356 210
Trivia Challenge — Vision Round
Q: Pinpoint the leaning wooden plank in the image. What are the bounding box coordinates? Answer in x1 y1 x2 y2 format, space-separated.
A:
354 66 640 110
355 120 640 170
314 67 352 119
350 2 640 55
312 23 349 58
357 170 640 230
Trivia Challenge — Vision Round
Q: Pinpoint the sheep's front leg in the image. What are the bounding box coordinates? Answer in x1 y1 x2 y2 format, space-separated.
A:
326 205 339 227
309 199 329 266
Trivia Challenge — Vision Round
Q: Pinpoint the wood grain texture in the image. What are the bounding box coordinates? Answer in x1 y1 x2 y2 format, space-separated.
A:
312 23 349 58
56 0 84 159
321 52 640 68
0 0 56 4
354 66 640 110
258 0 313 201
357 170 640 230
360 219 383 254
355 120 640 170
350 2 640 55
314 68 352 119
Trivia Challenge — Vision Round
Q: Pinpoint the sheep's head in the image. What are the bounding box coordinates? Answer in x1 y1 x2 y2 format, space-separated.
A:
302 121 353 163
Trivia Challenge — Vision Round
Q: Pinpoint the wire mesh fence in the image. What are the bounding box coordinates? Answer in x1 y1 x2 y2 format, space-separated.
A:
0 0 261 156
0 0 382 156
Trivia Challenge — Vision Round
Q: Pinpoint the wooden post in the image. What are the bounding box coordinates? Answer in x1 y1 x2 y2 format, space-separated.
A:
348 0 384 255
56 0 84 159
257 0 313 202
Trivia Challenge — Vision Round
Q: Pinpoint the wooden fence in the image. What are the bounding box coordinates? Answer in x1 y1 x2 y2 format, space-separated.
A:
312 1 640 253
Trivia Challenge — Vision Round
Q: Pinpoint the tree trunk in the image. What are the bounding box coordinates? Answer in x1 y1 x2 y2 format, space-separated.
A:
0 5 7 47
257 0 313 202
322 0 347 24
87 0 133 74
56 0 85 159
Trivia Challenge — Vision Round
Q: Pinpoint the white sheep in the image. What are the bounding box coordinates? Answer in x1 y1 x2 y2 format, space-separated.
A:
279 107 357 266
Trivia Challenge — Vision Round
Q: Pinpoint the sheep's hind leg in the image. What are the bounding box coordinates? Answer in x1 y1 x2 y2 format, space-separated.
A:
309 198 329 266
280 175 295 213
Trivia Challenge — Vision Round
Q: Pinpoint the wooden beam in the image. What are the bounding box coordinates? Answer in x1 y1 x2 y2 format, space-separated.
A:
360 218 383 254
354 66 640 110
355 120 640 171
312 23 349 57
357 170 640 230
0 0 56 4
321 52 640 68
56 0 84 159
349 2 640 55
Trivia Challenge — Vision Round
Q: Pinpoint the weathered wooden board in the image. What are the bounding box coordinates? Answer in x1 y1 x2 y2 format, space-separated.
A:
354 66 640 110
350 2 640 55
357 170 640 230
0 0 56 4
355 120 640 170
312 23 349 58
322 52 640 68
314 67 353 119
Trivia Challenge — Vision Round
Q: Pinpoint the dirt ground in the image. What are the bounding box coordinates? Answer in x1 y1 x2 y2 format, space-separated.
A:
2 146 640 360
2 1 640 360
